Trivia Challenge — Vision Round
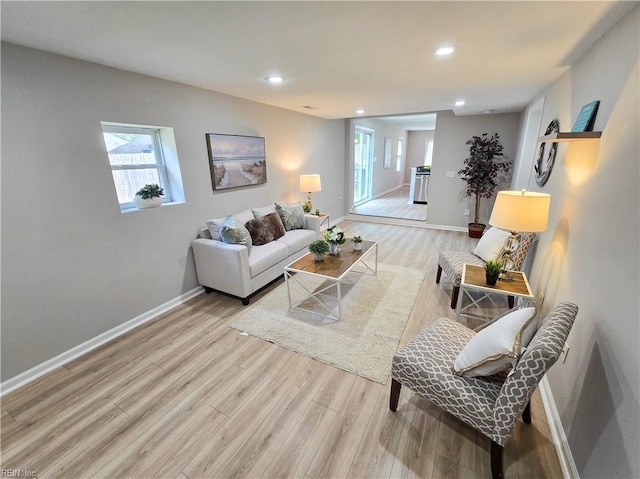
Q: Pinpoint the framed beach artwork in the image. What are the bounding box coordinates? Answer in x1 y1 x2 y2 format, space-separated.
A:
206 133 268 191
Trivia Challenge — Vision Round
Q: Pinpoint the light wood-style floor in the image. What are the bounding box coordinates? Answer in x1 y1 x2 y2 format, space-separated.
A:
0 220 563 479
351 185 428 221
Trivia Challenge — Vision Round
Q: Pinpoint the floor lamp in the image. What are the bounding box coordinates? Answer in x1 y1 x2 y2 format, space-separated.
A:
300 174 322 213
489 190 551 281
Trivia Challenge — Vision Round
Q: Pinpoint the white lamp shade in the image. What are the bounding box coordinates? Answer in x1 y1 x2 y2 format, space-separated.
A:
300 174 322 192
489 190 551 232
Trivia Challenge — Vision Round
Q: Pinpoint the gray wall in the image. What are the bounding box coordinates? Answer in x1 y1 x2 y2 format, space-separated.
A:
427 111 522 228
518 8 639 478
1 43 346 381
405 130 435 183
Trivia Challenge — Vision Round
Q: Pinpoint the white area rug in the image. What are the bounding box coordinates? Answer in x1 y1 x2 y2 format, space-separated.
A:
230 263 424 384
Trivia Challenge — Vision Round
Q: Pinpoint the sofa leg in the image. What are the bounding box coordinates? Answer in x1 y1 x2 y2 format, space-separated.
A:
390 378 401 412
491 441 504 479
436 265 443 284
508 295 515 308
203 286 213 294
450 285 459 309
242 297 250 306
522 400 531 424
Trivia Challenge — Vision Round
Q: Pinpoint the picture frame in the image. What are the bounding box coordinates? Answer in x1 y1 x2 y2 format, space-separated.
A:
571 100 600 132
383 137 392 169
206 133 267 191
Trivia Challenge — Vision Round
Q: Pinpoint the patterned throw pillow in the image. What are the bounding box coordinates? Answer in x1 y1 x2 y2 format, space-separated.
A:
453 307 537 377
219 215 252 253
245 212 286 245
275 202 306 231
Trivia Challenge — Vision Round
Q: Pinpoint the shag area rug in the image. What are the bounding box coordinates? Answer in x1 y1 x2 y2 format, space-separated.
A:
230 263 424 384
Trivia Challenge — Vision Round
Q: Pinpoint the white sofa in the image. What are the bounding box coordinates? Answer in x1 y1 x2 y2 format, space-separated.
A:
192 204 323 305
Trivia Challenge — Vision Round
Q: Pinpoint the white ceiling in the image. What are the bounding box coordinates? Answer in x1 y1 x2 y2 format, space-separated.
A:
1 1 636 120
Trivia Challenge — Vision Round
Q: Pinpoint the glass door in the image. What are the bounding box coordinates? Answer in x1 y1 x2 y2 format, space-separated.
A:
354 127 373 205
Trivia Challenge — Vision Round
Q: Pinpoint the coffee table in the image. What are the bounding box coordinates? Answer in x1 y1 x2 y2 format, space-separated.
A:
284 240 378 320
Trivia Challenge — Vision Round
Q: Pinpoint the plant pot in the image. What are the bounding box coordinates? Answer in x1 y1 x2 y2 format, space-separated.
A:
328 243 340 255
485 273 499 286
313 252 325 262
134 196 163 209
353 243 362 251
468 223 486 238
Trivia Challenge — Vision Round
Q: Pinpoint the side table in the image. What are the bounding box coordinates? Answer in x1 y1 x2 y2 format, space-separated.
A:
456 263 534 325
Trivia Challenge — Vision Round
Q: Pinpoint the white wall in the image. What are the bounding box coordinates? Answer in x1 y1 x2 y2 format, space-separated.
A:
427 111 522 228
517 8 639 478
1 43 346 381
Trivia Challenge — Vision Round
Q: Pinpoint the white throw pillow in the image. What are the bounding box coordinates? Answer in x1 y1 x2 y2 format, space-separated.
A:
453 307 537 377
252 204 277 218
473 227 511 262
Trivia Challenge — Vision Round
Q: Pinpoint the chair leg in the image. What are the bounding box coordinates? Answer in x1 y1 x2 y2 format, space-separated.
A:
491 441 504 479
508 295 514 308
436 265 443 283
522 400 531 424
390 378 401 411
450 285 459 309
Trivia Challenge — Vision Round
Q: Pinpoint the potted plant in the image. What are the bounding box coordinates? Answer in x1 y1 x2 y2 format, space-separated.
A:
133 184 164 209
484 258 504 286
309 240 329 261
324 226 346 255
352 235 363 251
457 133 510 238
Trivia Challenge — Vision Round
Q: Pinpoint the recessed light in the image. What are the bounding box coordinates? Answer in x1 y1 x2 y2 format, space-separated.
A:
356 109 365 115
455 100 466 106
436 46 455 56
265 75 285 84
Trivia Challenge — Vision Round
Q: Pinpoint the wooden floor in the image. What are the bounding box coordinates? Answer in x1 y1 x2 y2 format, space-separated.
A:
351 185 427 221
0 220 563 479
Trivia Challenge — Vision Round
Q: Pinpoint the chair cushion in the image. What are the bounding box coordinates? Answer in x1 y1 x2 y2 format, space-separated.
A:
453 307 537 377
245 212 286 246
438 251 485 286
392 318 505 439
473 227 511 262
275 202 306 230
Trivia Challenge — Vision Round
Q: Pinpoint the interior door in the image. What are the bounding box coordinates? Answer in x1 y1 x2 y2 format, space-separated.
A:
354 126 373 205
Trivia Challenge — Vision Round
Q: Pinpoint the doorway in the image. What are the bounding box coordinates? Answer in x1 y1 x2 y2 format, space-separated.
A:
353 126 374 206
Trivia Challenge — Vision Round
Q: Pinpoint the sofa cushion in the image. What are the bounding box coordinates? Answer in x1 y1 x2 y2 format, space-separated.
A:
277 229 316 256
248 241 288 278
275 202 306 230
220 215 253 252
245 212 286 246
207 209 254 241
252 204 277 218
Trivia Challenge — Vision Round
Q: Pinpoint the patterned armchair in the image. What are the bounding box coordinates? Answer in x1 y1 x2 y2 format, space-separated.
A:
436 232 536 309
390 302 578 479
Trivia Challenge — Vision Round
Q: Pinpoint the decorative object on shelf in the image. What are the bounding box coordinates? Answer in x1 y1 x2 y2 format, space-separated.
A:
484 258 504 286
308 239 329 261
300 174 322 213
489 189 551 281
133 183 164 209
383 137 392 169
206 133 267 191
457 133 510 238
571 100 600 132
315 209 320 216
352 235 363 251
324 225 346 255
534 119 559 187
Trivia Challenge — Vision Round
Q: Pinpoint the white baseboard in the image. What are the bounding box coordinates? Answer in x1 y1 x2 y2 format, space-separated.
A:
0 286 204 396
539 377 580 478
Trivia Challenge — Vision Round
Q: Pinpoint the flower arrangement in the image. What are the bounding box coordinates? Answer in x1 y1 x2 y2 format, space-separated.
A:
324 226 346 245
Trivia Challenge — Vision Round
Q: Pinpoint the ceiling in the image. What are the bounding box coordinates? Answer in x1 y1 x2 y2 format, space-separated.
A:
1 1 636 121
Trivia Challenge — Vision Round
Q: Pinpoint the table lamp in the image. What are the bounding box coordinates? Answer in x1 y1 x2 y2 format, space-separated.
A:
489 189 551 281
300 174 322 213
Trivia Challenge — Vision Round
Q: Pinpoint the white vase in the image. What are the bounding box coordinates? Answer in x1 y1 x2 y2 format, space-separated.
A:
134 195 163 209
353 242 362 251
329 243 340 255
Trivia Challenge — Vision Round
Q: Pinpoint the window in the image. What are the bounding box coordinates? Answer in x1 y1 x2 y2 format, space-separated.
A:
396 138 404 172
424 139 434 166
101 123 181 211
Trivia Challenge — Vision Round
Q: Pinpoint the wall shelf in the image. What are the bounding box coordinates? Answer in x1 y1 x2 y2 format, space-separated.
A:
539 131 602 143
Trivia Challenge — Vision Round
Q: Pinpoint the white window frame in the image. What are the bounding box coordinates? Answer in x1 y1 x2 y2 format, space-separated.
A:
101 123 173 211
396 137 404 172
424 138 434 166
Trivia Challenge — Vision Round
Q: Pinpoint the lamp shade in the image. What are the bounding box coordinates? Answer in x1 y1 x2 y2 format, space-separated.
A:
489 190 551 232
300 174 322 192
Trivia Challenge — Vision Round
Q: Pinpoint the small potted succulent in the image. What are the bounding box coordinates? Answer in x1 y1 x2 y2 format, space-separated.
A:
484 258 504 286
309 240 329 261
133 183 164 209
352 235 363 251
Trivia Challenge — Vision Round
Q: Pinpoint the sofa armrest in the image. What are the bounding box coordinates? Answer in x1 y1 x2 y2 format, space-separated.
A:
191 238 253 298
304 214 323 240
